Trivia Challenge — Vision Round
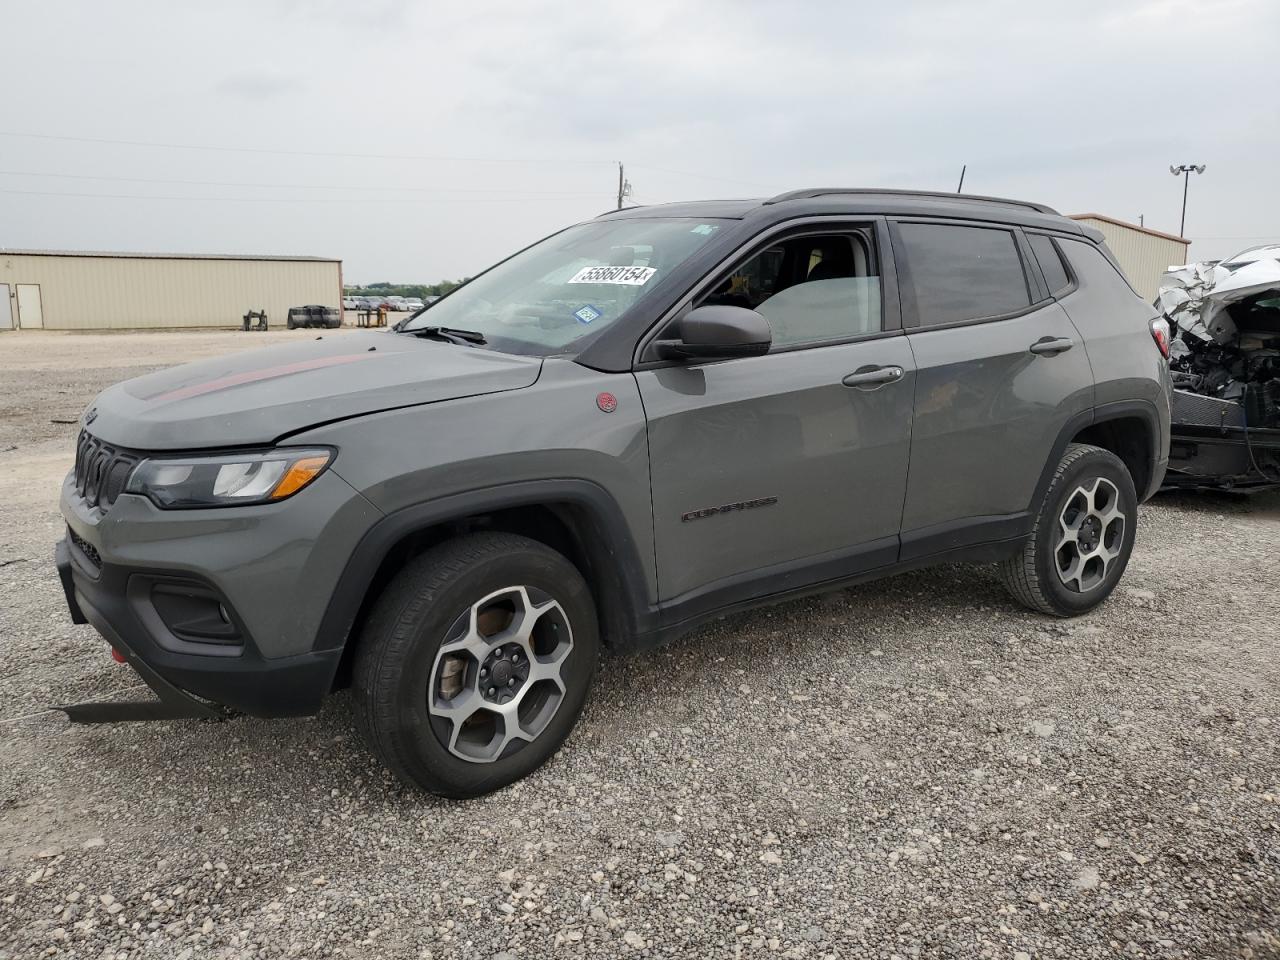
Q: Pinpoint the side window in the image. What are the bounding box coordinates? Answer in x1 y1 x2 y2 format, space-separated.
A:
1028 233 1072 297
696 231 882 348
897 222 1031 327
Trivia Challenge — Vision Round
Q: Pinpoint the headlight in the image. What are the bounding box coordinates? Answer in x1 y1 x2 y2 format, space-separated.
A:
125 448 333 508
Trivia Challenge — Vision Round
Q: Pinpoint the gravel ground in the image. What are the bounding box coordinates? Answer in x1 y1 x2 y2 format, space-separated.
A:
2 330 1278 960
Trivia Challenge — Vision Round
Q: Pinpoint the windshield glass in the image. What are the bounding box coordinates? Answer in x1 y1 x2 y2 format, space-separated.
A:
401 217 727 355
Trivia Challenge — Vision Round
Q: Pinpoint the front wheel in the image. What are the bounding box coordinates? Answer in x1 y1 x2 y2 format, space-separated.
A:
1000 443 1137 617
352 533 598 798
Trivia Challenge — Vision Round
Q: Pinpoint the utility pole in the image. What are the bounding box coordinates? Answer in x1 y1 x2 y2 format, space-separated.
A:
956 165 966 193
616 162 632 209
1169 164 1205 237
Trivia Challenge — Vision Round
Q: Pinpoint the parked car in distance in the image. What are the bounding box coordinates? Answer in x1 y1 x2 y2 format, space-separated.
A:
56 188 1171 799
400 298 425 312
342 297 359 311
285 304 341 329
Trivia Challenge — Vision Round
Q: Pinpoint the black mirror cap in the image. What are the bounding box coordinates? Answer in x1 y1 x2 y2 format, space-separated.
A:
657 305 772 361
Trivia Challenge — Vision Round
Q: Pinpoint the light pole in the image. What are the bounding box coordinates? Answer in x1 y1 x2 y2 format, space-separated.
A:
1169 164 1205 237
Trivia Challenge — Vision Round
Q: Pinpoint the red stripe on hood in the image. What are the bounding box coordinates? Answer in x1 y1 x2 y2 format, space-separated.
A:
144 353 377 404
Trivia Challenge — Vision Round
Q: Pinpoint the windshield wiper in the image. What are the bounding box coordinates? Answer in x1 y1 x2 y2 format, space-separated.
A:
407 325 487 345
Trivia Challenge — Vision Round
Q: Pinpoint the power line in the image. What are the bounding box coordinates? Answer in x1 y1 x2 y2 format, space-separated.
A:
0 131 780 194
626 162 774 191
0 187 600 205
0 129 615 167
0 169 602 197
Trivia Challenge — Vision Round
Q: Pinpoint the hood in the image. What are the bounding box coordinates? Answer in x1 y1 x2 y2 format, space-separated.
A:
84 331 543 450
1157 244 1280 344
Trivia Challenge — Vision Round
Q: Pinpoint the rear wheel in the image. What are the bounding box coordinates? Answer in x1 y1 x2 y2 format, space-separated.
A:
352 533 598 798
1000 443 1137 617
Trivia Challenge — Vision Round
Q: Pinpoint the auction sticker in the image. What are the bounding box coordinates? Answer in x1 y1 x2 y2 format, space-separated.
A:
567 265 657 285
573 304 603 324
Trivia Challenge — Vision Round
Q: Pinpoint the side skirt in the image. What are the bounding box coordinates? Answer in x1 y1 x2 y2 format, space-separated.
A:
625 525 1027 654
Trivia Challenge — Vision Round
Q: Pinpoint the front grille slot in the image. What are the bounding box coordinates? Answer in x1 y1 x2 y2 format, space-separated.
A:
68 527 102 570
74 430 140 511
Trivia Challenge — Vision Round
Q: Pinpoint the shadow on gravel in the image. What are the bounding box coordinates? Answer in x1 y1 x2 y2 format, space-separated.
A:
1151 487 1280 517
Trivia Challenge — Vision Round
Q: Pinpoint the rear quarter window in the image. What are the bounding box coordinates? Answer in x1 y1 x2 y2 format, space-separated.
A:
1028 233 1072 297
1057 237 1141 300
897 222 1031 327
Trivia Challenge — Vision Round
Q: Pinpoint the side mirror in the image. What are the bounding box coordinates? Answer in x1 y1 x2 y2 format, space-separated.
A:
656 305 772 361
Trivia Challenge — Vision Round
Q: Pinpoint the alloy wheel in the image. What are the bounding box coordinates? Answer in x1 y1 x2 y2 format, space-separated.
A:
1054 477 1126 593
427 586 574 763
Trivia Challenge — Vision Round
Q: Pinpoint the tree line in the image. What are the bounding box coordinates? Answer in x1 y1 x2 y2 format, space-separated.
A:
344 280 469 299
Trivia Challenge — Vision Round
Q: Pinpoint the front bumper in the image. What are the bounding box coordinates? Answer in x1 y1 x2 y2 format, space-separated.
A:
56 534 342 718
56 466 381 719
55 540 225 722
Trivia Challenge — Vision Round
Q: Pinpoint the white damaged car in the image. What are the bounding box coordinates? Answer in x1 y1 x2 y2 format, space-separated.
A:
1159 245 1280 490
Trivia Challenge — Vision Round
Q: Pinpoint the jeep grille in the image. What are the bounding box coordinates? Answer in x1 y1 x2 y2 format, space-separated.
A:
74 430 140 511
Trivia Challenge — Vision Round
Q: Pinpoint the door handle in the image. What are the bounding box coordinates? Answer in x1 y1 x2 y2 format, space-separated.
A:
1029 336 1074 356
842 365 904 388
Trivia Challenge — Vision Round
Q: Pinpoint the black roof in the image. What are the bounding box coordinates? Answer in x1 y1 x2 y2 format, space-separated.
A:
599 188 1082 235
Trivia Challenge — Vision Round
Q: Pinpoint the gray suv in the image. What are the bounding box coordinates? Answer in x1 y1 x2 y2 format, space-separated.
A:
55 189 1172 797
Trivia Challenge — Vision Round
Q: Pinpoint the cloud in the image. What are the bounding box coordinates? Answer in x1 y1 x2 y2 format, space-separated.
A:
0 0 1276 277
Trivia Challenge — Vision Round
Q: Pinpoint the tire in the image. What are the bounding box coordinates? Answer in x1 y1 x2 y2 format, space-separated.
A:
1000 442 1137 617
352 532 599 798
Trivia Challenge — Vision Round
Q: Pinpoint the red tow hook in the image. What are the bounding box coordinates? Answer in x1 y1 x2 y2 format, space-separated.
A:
110 648 127 664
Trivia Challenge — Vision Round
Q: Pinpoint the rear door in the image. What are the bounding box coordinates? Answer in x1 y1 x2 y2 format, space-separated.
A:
635 220 916 608
891 218 1093 558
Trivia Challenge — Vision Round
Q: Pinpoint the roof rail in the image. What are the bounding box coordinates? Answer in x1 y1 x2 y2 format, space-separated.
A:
762 188 1059 216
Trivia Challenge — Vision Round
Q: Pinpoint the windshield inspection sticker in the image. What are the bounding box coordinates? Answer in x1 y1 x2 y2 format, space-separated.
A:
690 223 719 236
573 304 603 325
567 265 657 286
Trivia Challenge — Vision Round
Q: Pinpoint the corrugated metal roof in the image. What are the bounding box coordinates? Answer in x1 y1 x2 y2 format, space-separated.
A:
0 248 340 263
1068 214 1189 246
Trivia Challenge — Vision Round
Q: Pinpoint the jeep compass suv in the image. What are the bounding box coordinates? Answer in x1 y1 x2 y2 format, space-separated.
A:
56 189 1172 797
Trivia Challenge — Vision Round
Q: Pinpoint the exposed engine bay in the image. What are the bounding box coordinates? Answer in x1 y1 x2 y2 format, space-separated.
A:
1157 245 1280 490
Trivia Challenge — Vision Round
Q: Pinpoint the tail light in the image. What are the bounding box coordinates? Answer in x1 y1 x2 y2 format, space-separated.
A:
1150 318 1172 360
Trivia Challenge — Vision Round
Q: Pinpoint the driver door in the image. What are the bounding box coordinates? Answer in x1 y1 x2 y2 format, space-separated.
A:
635 223 915 612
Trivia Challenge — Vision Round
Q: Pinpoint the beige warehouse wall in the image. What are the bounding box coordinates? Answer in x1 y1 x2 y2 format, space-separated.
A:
1071 218 1189 303
0 254 340 330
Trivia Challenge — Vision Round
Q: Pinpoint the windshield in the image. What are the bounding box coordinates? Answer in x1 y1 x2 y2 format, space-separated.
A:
401 217 727 355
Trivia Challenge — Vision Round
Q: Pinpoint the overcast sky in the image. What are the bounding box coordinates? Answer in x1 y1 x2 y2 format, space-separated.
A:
2 0 1276 283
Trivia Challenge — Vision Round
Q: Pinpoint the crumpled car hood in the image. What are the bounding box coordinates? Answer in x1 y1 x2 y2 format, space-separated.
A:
83 330 543 450
1157 244 1280 343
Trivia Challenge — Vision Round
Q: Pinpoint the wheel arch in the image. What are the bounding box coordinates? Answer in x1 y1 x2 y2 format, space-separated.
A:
1032 401 1162 512
314 480 656 689
1069 401 1162 502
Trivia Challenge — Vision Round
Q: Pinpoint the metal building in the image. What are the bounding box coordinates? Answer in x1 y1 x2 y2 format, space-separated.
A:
1069 215 1190 302
0 249 341 331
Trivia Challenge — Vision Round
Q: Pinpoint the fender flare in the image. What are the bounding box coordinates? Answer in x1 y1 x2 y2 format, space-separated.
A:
312 478 656 654
1031 399 1164 510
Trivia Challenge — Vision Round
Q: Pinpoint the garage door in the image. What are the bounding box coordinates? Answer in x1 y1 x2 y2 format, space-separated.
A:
0 285 12 330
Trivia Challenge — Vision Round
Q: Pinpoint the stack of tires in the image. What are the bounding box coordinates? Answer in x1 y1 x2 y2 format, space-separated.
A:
286 305 342 330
